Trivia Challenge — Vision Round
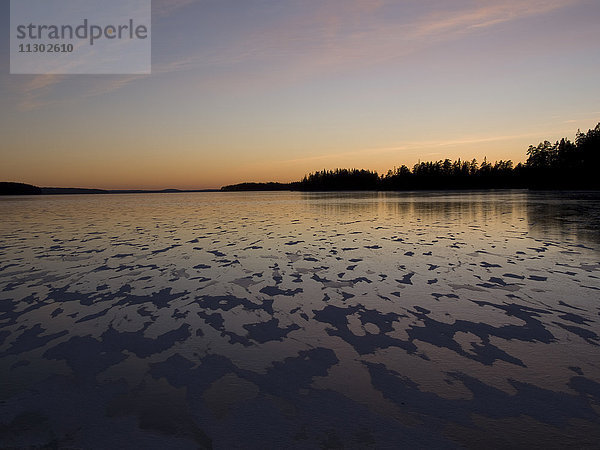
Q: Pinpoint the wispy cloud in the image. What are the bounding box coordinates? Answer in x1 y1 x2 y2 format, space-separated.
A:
166 0 581 92
412 0 579 37
7 0 583 110
266 129 577 168
7 75 131 111
83 76 147 97
10 75 65 111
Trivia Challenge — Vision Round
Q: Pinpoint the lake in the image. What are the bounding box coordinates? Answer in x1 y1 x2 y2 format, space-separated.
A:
1 190 599 448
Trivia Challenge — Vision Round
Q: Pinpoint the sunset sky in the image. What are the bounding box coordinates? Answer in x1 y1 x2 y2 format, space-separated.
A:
1 0 599 189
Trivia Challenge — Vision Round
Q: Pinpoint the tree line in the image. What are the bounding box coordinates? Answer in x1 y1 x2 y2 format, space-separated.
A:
0 182 42 195
222 123 600 191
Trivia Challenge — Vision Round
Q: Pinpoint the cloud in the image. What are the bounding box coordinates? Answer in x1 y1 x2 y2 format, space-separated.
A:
10 75 65 111
265 129 574 168
83 75 147 97
412 0 579 37
166 0 581 92
7 73 148 111
7 0 583 110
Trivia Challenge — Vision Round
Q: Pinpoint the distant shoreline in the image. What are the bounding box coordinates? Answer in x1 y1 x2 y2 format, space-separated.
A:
0 183 220 196
41 187 221 195
3 122 599 195
2 182 600 196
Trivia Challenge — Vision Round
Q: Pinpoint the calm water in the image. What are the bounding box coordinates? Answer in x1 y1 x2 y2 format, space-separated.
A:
1 191 599 449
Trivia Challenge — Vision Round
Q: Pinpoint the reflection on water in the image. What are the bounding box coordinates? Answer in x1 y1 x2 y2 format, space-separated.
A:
0 191 599 448
525 191 600 245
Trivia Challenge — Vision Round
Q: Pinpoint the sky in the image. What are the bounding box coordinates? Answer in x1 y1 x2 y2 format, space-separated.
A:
1 0 600 189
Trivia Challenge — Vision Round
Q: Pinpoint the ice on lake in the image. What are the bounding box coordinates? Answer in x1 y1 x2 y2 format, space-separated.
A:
1 191 599 448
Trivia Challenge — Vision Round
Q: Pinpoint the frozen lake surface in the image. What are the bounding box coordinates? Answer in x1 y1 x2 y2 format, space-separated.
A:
1 191 599 448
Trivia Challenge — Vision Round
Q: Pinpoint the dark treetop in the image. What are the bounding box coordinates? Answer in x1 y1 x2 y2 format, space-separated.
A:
222 123 600 191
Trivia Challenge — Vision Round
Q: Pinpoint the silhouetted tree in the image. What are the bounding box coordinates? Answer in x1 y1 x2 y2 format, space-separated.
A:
525 122 600 188
222 122 599 191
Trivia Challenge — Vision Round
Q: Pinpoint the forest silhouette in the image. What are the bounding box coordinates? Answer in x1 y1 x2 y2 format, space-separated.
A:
223 123 600 191
2 124 599 195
